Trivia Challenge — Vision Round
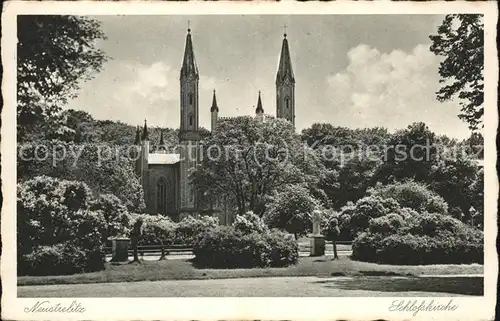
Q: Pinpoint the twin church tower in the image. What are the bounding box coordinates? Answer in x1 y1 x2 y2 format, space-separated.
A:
136 27 296 222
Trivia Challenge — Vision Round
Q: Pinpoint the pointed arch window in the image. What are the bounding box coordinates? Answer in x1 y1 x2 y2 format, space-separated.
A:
157 177 167 214
188 113 194 127
285 97 290 109
188 93 193 105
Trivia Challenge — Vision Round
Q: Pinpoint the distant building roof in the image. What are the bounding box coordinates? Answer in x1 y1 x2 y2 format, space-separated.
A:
149 153 180 165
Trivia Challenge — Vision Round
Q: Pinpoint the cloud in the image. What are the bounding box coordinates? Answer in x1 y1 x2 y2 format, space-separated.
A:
326 44 470 138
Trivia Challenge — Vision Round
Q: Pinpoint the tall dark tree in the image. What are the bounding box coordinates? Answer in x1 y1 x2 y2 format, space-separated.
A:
17 15 108 141
430 14 484 130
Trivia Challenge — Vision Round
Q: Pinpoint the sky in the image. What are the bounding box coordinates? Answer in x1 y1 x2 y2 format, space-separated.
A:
66 14 473 139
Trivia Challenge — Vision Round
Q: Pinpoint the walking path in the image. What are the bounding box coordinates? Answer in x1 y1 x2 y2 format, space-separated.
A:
18 275 481 297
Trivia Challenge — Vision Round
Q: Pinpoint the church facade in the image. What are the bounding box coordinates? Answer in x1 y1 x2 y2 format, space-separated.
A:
134 28 296 224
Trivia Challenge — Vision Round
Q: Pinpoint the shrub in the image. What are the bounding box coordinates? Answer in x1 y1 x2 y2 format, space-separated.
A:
19 241 105 276
340 196 400 236
264 229 300 267
175 215 219 245
90 194 132 239
233 211 268 234
352 212 483 265
193 226 299 268
17 176 122 275
135 214 176 246
369 180 449 215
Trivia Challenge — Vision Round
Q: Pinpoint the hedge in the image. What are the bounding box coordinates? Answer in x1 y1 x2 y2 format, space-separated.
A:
193 226 299 268
352 212 483 265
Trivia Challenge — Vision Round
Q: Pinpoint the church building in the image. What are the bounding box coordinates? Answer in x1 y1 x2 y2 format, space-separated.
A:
134 27 296 224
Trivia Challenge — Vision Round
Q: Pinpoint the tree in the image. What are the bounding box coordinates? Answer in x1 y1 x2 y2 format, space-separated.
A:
264 184 320 238
18 140 146 212
379 122 437 183
430 14 484 130
193 116 323 215
17 15 108 141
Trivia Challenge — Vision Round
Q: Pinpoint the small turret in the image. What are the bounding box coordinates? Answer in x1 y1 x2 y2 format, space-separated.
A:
255 91 264 122
158 130 166 153
141 119 149 141
210 89 219 132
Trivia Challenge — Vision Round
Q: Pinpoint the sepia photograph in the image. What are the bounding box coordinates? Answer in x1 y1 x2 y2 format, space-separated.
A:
1 1 497 320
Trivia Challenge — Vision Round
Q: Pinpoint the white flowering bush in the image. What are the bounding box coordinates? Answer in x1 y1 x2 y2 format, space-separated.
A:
17 176 130 275
232 211 268 234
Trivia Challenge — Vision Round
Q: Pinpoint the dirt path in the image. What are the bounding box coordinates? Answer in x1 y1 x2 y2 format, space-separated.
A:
18 275 481 297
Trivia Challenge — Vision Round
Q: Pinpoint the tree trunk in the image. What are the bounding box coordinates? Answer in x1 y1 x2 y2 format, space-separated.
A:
333 240 339 259
131 236 140 262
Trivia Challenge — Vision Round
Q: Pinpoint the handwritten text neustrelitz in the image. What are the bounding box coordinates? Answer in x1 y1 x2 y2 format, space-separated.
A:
24 300 85 313
389 299 458 316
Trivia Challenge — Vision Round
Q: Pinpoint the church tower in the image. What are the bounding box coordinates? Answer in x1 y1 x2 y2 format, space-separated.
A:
179 27 200 216
276 31 295 127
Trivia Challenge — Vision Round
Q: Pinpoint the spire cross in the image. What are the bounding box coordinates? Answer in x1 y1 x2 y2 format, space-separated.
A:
284 24 287 37
188 20 191 32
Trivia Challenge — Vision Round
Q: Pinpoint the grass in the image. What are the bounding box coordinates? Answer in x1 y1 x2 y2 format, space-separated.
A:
17 255 483 287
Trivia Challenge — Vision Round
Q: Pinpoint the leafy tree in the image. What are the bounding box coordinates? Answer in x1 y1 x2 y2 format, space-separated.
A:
17 15 108 141
468 167 484 227
461 132 484 159
379 122 437 183
264 184 320 238
18 140 145 211
193 116 323 215
430 14 484 130
429 152 479 217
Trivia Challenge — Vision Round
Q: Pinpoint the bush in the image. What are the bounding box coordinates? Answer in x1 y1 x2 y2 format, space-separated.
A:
340 196 400 236
352 212 483 265
193 227 299 268
369 180 449 215
17 176 123 275
133 214 176 246
19 241 105 276
90 194 132 239
174 215 219 245
233 211 268 234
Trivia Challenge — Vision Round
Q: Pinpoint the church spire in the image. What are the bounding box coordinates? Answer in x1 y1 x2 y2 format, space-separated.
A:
180 27 199 79
276 32 295 84
276 31 295 127
255 91 264 114
141 119 149 141
210 90 219 112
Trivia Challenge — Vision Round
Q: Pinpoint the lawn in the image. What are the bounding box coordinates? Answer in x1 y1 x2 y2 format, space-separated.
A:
18 255 483 287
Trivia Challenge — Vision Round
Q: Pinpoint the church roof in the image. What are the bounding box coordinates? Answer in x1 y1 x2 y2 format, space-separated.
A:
180 29 199 79
276 34 295 84
149 153 180 165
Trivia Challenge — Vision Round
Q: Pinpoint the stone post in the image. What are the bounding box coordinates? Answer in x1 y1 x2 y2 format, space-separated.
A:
111 237 130 262
310 209 325 256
